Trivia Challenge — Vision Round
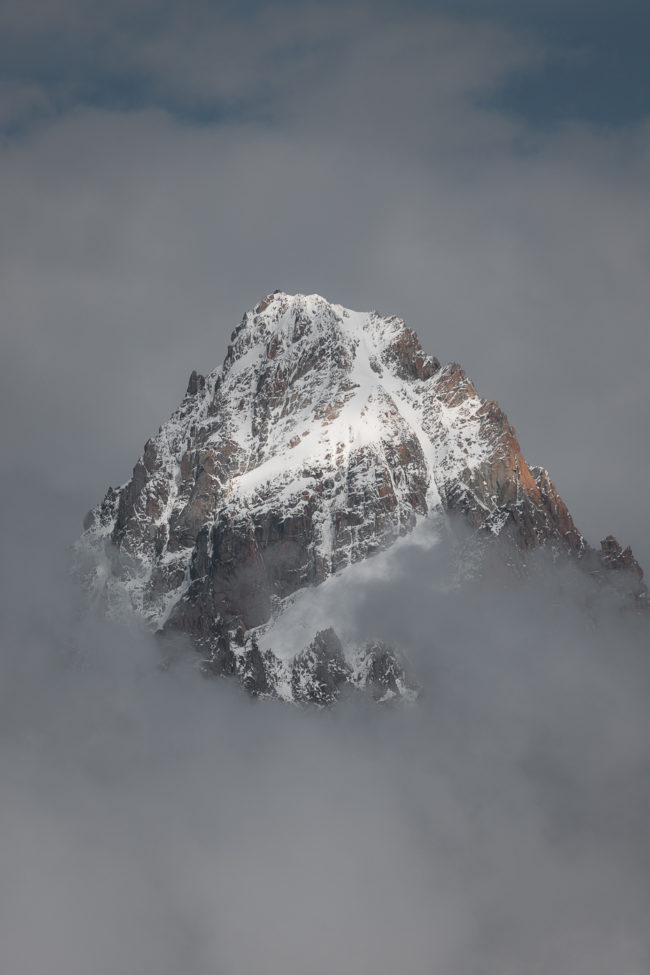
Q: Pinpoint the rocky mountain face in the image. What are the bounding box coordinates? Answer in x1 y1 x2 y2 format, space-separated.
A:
81 291 646 703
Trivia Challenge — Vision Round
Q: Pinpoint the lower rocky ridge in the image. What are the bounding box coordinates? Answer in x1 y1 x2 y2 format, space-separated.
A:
168 527 646 706
197 625 415 706
585 535 648 612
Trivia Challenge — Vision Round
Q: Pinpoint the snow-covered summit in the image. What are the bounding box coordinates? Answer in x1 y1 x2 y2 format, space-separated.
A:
81 290 618 702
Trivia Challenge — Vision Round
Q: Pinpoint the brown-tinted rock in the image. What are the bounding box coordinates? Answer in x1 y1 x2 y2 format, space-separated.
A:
599 535 644 580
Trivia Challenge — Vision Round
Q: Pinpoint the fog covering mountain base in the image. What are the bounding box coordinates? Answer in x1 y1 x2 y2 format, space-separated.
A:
79 291 646 703
4 502 650 974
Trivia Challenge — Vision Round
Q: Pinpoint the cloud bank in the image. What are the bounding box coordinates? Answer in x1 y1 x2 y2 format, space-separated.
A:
2 506 650 974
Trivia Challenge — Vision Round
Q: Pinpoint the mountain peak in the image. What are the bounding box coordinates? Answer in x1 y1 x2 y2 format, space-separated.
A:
224 291 439 389
79 293 647 703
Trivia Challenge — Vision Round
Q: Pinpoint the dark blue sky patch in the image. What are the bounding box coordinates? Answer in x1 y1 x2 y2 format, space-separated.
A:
429 0 650 125
1 0 649 132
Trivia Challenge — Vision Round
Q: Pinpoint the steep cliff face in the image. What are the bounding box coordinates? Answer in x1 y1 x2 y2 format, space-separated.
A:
80 291 646 701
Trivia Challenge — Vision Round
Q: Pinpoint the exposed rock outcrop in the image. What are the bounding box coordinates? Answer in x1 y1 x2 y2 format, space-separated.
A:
197 626 413 705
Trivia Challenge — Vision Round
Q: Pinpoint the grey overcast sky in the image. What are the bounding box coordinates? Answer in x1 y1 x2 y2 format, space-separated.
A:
1 0 649 570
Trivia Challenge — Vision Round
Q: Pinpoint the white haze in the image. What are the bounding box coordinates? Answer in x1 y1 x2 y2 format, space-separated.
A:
2 498 650 975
